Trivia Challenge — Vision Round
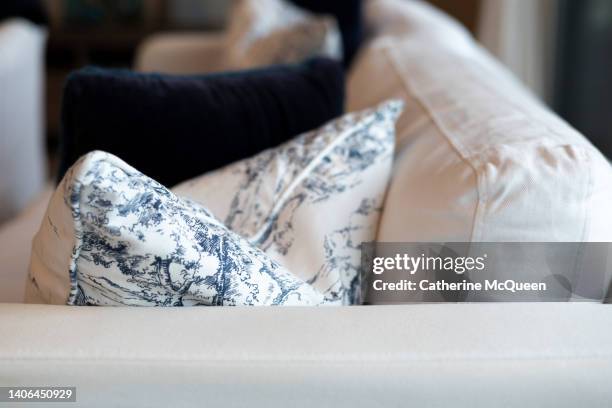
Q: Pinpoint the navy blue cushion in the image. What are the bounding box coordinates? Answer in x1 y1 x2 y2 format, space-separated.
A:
0 0 48 25
290 0 363 67
58 58 345 187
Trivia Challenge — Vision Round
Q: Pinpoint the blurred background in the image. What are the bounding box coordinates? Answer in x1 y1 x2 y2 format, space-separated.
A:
0 0 611 224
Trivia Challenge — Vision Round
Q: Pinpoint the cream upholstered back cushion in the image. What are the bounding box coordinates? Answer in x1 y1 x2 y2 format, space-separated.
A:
348 0 612 243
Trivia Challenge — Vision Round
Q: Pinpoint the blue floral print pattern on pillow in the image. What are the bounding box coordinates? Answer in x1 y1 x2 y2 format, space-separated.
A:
173 100 404 305
30 151 325 306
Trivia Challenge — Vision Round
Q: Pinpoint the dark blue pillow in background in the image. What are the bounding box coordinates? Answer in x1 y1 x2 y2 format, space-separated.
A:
0 0 48 25
290 0 363 68
58 58 345 187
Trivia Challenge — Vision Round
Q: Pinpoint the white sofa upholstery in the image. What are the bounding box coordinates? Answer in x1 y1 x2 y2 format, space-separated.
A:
0 19 46 224
0 185 51 303
1 1 611 406
1 303 611 408
349 0 612 243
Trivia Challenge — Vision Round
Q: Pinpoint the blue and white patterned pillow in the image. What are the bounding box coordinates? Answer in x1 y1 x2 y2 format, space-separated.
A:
173 100 404 305
29 152 325 306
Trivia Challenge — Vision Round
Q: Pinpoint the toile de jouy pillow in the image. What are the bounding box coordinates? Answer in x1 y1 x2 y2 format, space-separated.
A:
28 151 325 306
172 100 403 305
225 0 342 69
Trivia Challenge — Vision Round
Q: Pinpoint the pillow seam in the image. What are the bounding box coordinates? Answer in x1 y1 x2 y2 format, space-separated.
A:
248 113 380 243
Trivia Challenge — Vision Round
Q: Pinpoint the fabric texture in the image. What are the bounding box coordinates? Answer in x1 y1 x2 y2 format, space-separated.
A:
0 186 51 303
290 0 363 67
0 19 47 224
347 0 612 245
173 100 402 305
4 303 612 407
31 151 324 306
226 0 342 70
58 57 345 187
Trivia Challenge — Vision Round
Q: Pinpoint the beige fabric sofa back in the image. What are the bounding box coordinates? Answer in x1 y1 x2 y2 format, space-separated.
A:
0 19 46 223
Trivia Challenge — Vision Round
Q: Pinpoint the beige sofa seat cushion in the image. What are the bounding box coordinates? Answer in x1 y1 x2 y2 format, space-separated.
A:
2 303 612 407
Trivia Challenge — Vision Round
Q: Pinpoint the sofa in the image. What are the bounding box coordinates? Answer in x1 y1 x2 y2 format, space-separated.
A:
0 18 46 224
1 1 611 406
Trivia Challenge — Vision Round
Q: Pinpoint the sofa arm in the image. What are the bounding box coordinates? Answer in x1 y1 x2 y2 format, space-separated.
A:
134 32 227 74
1 303 611 407
0 19 47 223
